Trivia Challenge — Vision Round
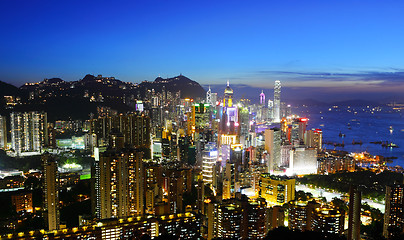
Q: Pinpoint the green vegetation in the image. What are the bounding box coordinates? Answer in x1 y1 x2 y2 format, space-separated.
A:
298 170 403 201
0 150 42 171
59 151 93 168
295 190 313 201
80 174 91 180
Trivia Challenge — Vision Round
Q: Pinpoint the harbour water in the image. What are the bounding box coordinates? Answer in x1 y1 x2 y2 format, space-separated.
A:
296 105 404 167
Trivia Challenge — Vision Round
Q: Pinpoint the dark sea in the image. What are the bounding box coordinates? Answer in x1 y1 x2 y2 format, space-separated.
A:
296 106 404 167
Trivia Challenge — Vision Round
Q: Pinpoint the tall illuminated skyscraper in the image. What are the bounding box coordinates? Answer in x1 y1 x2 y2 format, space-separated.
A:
10 111 48 155
383 183 404 238
206 86 213 106
259 90 265 106
219 81 239 142
265 128 281 172
96 143 145 219
223 80 233 108
268 99 274 119
202 143 218 184
42 153 59 231
348 186 361 240
89 113 150 150
0 116 6 149
273 80 281 123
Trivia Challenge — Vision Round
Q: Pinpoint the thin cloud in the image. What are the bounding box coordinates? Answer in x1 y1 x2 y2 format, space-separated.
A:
254 70 404 84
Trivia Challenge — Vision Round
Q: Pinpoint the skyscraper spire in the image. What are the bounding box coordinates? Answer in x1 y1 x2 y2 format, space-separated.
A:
227 79 230 87
260 90 266 106
273 80 281 123
206 85 212 106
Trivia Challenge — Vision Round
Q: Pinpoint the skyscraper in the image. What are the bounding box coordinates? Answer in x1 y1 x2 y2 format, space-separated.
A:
42 153 59 231
89 113 150 150
219 81 239 145
305 128 323 151
223 80 233 108
265 128 281 172
273 80 281 123
259 90 265 106
206 86 212 106
348 186 361 240
217 203 242 239
202 143 218 184
383 183 404 238
10 111 48 155
0 115 6 149
311 206 345 235
96 147 145 219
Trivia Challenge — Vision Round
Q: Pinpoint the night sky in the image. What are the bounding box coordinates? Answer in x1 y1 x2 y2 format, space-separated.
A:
1 0 404 100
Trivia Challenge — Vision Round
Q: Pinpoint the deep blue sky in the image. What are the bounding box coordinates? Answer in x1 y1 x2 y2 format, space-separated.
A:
1 0 404 100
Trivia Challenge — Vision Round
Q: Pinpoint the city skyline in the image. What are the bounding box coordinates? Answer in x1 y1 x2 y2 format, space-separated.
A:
1 1 404 239
1 1 404 100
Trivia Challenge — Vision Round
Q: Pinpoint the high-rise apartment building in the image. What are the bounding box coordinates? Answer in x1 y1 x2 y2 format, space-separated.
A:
90 113 150 150
245 198 267 239
217 202 242 239
288 200 320 231
10 111 48 155
273 80 281 123
42 153 60 231
96 148 145 219
11 191 33 213
348 186 361 240
0 115 6 149
268 206 285 230
305 128 323 151
311 206 345 235
211 195 268 239
383 183 404 238
145 164 163 215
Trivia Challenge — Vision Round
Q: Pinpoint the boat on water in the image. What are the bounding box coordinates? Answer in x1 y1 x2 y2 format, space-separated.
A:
387 143 399 148
339 132 346 137
382 141 399 148
334 141 345 147
352 139 363 145
370 141 382 144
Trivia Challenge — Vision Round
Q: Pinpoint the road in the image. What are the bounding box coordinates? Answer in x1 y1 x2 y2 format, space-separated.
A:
296 184 385 213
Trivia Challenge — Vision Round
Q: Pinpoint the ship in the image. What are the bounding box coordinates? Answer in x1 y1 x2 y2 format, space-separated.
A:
382 141 399 148
352 139 363 145
334 141 345 147
387 142 398 148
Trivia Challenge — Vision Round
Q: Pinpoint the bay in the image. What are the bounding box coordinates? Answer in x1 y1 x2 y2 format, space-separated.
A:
296 106 404 167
